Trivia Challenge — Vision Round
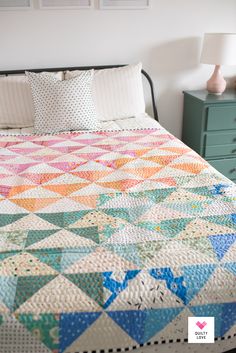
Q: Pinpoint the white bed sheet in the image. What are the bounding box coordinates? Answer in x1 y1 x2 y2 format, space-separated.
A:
0 113 159 135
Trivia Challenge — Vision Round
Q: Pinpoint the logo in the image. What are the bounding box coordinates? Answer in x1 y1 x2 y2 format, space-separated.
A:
188 317 214 343
196 321 207 330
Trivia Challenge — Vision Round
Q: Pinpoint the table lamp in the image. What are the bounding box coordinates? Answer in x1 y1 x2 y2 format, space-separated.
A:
200 33 236 95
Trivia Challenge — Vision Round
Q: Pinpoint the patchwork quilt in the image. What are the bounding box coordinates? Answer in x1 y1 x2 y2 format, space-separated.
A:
0 127 235 353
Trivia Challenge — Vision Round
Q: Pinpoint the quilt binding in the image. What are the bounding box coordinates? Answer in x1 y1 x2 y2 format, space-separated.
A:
65 332 236 353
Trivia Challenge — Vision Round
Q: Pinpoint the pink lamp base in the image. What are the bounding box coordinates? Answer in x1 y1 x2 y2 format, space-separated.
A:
207 65 226 95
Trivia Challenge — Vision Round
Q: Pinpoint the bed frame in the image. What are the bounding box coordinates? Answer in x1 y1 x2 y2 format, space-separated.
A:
0 64 159 122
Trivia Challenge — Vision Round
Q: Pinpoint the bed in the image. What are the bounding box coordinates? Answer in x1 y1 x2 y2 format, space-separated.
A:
0 65 235 353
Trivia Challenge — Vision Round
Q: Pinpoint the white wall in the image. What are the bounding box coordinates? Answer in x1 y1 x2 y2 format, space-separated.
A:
1 0 236 138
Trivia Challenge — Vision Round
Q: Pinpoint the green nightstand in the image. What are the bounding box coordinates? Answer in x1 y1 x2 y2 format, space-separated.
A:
182 89 236 182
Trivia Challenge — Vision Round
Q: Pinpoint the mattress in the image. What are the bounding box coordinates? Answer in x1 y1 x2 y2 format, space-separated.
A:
0 115 235 353
0 114 158 135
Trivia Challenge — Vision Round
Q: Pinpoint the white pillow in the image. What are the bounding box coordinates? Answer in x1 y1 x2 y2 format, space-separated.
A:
65 63 146 121
0 72 63 129
26 70 98 134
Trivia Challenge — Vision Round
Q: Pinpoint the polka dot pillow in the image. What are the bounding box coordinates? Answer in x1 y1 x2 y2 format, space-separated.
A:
26 70 99 134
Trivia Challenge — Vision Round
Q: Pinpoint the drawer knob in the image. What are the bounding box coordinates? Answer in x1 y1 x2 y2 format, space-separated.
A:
233 137 236 142
230 168 236 173
232 149 236 153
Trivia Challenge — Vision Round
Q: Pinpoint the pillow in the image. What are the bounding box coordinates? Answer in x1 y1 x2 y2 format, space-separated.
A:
26 70 98 134
0 72 63 129
65 63 146 121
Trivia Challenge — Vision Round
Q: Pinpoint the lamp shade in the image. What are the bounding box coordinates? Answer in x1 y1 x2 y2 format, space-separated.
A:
200 33 236 65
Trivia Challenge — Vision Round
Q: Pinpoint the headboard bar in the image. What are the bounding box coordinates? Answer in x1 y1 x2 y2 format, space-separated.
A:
0 65 158 121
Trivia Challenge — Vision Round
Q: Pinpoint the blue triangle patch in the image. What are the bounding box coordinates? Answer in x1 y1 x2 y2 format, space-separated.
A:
190 303 222 337
190 302 236 337
221 302 236 336
182 264 216 304
0 276 17 310
107 308 183 344
223 262 236 276
231 214 236 224
143 307 184 342
208 234 236 261
107 310 147 344
59 312 101 352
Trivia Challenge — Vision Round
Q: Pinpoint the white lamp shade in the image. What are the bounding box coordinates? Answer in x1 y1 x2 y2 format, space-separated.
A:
200 33 236 65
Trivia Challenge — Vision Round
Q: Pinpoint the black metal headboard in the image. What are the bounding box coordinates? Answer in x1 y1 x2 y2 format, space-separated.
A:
0 65 158 121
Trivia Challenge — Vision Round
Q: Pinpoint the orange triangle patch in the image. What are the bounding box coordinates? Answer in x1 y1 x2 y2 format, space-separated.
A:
22 173 63 185
113 158 134 168
43 183 89 196
142 155 179 165
71 171 112 182
123 166 162 178
97 179 141 191
10 198 59 212
153 177 177 186
8 185 36 198
160 147 190 154
132 148 151 157
70 195 98 208
171 163 207 174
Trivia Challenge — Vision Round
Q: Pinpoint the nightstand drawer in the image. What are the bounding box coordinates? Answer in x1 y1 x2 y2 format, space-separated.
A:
205 131 236 145
205 144 236 158
209 158 236 179
207 105 236 131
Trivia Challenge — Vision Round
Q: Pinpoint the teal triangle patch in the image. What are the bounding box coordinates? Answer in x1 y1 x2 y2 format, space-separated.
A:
36 213 65 228
25 229 59 248
159 218 193 238
14 275 57 311
103 204 151 223
203 214 236 229
143 307 184 342
164 200 212 216
181 237 217 260
104 243 143 267
0 214 27 228
174 175 193 187
223 262 236 276
0 251 18 262
69 226 100 244
190 302 236 337
98 193 120 207
0 276 18 310
182 263 216 304
1 230 28 248
61 248 93 272
138 218 192 238
65 272 104 307
137 188 176 203
187 186 215 198
36 211 89 228
28 249 62 272
17 313 59 351
137 241 164 265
